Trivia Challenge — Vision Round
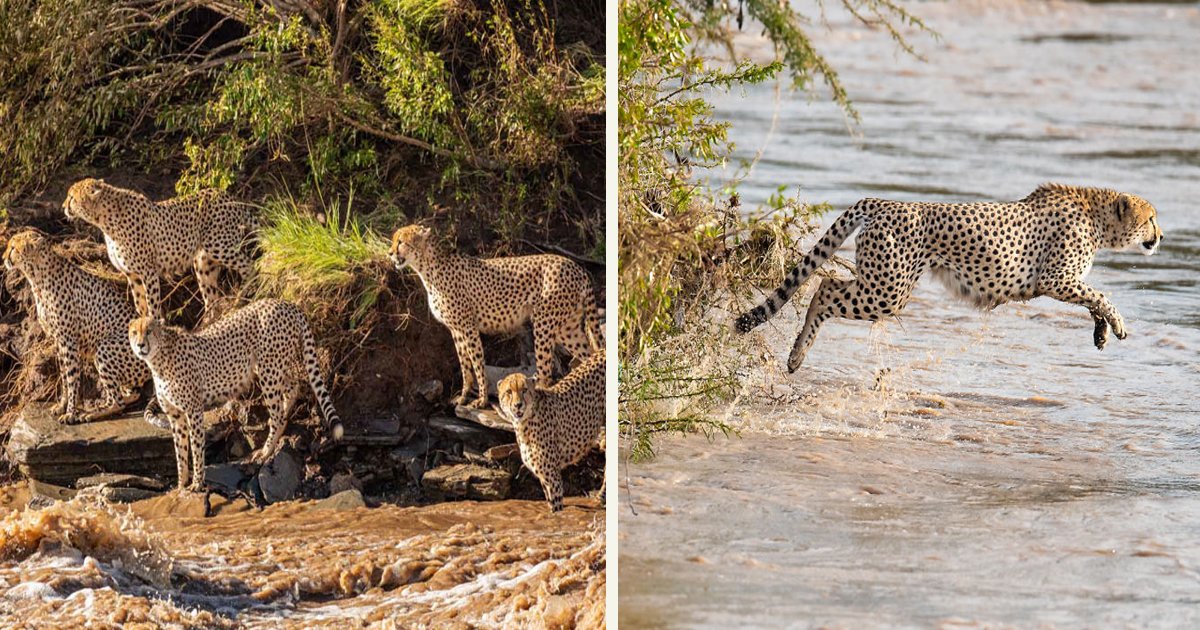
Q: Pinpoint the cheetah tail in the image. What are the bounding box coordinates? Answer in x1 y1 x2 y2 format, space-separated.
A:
734 205 866 333
301 326 344 442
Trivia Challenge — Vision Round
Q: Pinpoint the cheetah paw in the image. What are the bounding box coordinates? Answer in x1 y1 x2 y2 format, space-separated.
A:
58 413 82 425
467 397 489 410
1093 321 1109 350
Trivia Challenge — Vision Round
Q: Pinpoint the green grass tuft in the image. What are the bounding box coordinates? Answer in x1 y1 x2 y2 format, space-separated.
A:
256 193 390 327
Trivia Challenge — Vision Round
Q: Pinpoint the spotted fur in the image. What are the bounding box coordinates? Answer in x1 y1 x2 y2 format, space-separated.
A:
736 184 1163 372
389 225 602 409
63 178 256 319
496 349 605 512
3 231 151 424
128 299 343 491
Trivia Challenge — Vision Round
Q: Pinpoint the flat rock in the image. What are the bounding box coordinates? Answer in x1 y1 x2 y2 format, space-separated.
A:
421 463 511 501
28 479 160 504
453 406 514 432
429 416 513 449
76 473 166 491
312 489 366 511
7 403 175 487
485 443 521 462
337 433 408 447
28 479 77 503
92 486 161 503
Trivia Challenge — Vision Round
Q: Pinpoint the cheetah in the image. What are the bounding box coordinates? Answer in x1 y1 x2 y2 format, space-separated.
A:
63 178 256 319
127 299 343 491
496 349 605 512
389 225 601 409
4 230 150 423
736 184 1163 371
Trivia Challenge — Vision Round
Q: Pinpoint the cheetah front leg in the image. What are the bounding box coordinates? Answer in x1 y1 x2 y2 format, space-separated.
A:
166 408 192 490
538 468 565 513
128 273 162 319
1039 278 1127 350
54 339 83 424
186 411 207 493
450 328 489 409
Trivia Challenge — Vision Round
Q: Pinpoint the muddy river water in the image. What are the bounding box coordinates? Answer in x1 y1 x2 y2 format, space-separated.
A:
620 1 1200 627
0 485 604 627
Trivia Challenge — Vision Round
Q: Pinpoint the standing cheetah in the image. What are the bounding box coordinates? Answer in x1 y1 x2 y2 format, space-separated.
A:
389 225 601 408
496 349 605 512
127 299 343 491
736 184 1163 371
4 231 150 423
63 178 256 319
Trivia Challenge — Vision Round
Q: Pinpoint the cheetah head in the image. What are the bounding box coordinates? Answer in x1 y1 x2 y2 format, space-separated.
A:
62 178 111 226
389 225 434 271
497 373 539 426
3 230 49 272
1106 192 1162 256
128 317 165 362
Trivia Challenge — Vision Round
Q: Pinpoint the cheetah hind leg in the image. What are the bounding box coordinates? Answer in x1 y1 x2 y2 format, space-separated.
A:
249 382 296 465
55 340 83 424
559 323 595 373
193 250 221 316
83 344 139 421
593 436 606 502
787 278 853 373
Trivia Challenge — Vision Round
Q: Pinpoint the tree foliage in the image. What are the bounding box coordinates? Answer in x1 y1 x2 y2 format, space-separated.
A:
0 0 604 246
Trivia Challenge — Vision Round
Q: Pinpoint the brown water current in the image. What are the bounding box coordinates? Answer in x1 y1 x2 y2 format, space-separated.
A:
0 486 604 627
621 0 1200 627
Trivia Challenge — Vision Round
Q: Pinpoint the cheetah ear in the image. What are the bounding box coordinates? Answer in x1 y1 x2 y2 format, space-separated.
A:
1114 194 1131 221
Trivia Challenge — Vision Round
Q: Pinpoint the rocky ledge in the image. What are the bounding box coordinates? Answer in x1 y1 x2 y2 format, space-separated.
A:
6 403 176 487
